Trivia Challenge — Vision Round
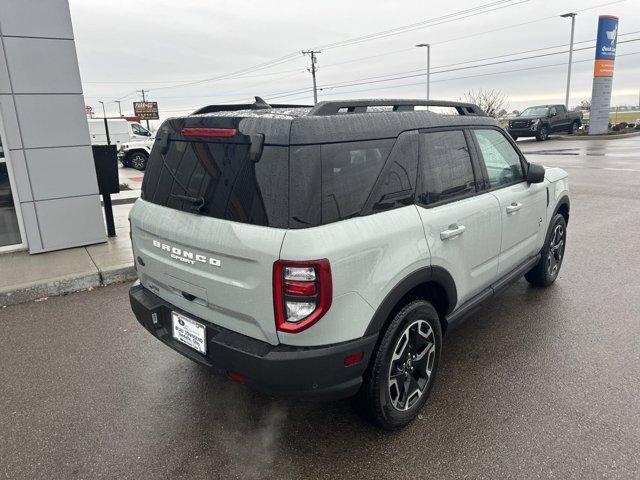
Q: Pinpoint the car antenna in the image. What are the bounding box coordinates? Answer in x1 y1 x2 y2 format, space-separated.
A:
252 96 271 110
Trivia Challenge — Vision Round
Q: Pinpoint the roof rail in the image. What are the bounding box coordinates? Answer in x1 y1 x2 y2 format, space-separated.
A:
193 96 312 115
308 99 486 116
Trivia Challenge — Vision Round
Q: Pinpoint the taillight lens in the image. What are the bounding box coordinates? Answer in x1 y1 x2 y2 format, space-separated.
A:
181 127 237 138
273 259 332 333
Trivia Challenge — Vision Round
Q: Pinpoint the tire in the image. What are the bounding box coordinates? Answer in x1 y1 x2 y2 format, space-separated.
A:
128 151 148 171
360 300 442 430
525 213 567 287
568 121 579 135
535 125 549 141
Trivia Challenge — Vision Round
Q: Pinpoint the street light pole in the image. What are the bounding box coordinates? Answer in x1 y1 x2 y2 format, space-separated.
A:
98 100 106 118
561 13 577 109
415 43 431 101
114 100 122 117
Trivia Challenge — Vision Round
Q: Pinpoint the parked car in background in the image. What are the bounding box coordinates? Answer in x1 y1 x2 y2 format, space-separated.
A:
507 105 582 141
88 118 153 148
118 137 154 171
129 98 570 430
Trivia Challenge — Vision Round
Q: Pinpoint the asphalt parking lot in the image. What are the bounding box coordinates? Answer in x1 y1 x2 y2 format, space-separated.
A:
1 136 639 480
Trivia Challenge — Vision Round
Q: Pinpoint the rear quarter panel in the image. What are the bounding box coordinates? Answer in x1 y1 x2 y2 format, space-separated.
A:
278 205 429 347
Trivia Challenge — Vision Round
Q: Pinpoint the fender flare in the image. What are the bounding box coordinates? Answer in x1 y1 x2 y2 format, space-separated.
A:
364 266 457 336
552 194 570 224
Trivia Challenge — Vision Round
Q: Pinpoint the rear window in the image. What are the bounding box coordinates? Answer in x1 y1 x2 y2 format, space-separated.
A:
289 139 394 227
142 140 289 228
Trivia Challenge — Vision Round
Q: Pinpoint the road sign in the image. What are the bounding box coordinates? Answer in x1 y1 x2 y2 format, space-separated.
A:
133 101 159 120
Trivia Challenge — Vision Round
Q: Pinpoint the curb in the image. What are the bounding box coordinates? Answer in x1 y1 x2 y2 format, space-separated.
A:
555 131 640 141
0 265 137 307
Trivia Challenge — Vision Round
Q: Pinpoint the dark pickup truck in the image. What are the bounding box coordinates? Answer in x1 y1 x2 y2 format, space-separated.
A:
507 104 582 141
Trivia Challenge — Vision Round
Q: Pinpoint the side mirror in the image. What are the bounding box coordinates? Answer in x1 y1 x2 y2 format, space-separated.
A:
527 162 545 184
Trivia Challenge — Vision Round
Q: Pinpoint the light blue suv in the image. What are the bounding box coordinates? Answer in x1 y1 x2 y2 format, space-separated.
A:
129 98 569 429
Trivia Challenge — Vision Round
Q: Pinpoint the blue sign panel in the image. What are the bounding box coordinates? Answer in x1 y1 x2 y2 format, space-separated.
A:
595 16 618 61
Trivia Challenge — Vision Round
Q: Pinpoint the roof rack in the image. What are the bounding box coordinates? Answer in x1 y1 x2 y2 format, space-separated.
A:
193 96 312 115
308 99 486 116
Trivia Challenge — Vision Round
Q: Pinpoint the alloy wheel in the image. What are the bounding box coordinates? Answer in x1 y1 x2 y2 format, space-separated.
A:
547 223 565 277
388 319 436 411
131 154 146 170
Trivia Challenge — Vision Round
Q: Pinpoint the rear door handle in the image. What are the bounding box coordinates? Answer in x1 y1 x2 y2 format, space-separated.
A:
506 202 522 214
440 224 466 240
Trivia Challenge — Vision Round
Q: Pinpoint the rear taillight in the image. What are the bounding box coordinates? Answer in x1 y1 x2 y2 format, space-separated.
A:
181 127 237 138
273 259 332 333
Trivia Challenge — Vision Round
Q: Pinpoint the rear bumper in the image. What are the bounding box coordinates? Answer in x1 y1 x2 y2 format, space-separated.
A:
129 283 378 400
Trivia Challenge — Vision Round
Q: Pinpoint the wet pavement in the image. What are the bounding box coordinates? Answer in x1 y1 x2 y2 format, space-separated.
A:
1 136 639 479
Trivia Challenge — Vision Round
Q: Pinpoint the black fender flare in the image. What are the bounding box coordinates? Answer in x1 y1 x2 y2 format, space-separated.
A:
552 194 570 224
364 266 457 336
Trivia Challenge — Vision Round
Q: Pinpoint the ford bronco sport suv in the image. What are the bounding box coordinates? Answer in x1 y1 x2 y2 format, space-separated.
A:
129 98 569 430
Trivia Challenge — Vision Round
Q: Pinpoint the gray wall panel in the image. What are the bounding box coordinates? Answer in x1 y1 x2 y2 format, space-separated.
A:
35 196 106 251
0 0 74 39
25 146 99 200
5 148 31 202
3 37 82 94
17 201 42 253
14 94 90 149
0 95 22 150
0 39 11 94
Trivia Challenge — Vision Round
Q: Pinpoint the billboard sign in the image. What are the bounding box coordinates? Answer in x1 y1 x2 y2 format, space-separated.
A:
594 15 618 77
589 15 618 135
133 101 159 120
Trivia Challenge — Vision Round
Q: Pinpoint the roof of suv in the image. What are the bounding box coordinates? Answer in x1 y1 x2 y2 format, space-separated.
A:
187 98 500 145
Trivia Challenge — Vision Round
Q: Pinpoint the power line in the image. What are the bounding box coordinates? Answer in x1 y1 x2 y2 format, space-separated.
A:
274 50 640 102
84 0 528 95
313 0 526 51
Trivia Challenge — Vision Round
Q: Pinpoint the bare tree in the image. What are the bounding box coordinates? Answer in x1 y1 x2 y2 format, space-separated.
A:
579 98 591 111
462 89 509 118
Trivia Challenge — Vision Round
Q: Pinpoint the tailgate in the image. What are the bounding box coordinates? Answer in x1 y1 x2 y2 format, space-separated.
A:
130 115 289 345
131 200 284 345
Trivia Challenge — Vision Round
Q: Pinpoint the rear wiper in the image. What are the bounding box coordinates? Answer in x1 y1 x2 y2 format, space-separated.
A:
170 193 205 210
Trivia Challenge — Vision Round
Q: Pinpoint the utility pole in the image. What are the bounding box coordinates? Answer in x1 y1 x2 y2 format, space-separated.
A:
415 44 431 101
561 13 577 109
137 89 150 129
302 50 321 105
114 100 122 117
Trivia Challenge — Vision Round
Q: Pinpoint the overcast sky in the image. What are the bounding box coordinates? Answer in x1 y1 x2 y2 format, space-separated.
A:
70 0 640 122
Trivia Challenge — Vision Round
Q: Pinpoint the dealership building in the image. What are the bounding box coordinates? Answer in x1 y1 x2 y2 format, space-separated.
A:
0 0 106 254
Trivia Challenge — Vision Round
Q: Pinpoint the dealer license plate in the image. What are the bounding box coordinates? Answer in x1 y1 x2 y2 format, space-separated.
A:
172 312 207 354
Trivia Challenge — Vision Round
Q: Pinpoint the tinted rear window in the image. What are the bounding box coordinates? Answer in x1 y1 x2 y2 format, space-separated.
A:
142 140 289 228
289 139 394 227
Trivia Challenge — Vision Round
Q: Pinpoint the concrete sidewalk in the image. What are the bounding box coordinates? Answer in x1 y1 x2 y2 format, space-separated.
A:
0 203 136 307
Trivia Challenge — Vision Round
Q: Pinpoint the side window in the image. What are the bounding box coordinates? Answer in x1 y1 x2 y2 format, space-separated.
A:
365 132 418 213
556 105 566 114
418 130 476 205
320 139 393 223
549 106 557 116
132 123 150 136
473 129 524 187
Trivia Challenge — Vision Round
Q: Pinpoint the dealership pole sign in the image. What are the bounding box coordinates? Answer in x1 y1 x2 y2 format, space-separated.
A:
589 15 618 135
133 101 159 120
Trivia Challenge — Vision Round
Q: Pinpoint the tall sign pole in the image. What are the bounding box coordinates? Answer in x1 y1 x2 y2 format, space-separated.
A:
589 15 618 135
